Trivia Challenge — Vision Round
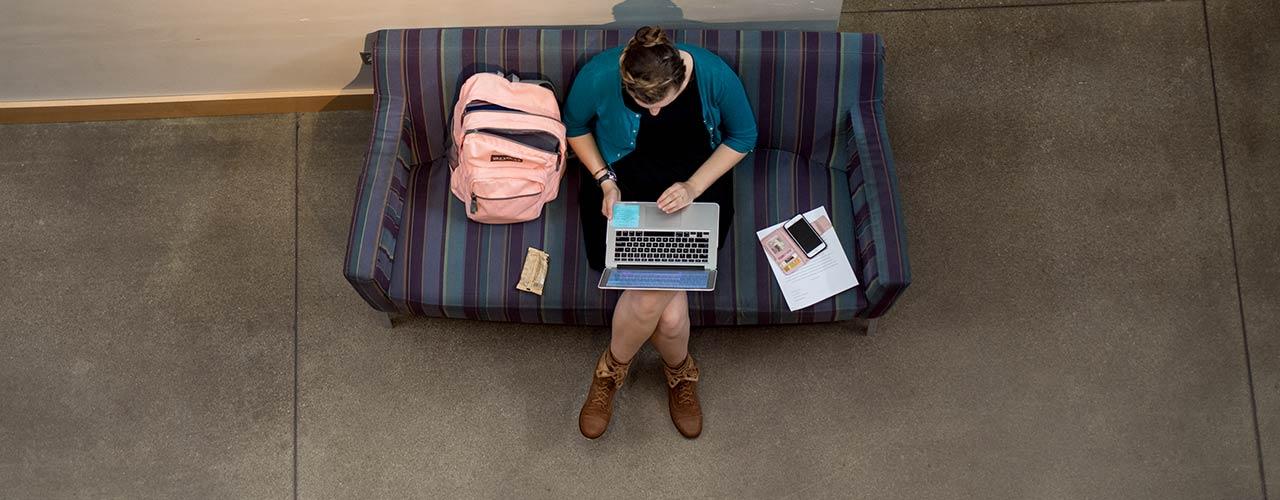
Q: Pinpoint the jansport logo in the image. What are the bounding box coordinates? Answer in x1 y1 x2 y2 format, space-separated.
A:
490 155 524 162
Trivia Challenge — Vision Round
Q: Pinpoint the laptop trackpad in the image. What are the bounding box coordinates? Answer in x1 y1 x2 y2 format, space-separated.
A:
600 268 715 290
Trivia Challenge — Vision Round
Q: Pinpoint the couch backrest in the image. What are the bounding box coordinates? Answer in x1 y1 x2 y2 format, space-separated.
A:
368 27 884 170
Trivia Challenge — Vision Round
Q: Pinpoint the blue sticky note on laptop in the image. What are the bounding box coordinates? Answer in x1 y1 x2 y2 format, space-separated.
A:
611 203 640 228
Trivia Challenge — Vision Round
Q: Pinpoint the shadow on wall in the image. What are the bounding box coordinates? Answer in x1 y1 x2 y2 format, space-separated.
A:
607 0 700 28
341 0 834 91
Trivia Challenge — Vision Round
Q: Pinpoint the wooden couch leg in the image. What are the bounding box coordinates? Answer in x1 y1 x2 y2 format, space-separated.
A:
380 311 396 329
853 317 877 336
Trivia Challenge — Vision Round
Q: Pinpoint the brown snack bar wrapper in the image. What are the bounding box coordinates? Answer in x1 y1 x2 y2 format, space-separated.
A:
516 247 550 295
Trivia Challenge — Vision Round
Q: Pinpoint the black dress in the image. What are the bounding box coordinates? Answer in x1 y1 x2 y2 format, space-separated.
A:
579 71 736 272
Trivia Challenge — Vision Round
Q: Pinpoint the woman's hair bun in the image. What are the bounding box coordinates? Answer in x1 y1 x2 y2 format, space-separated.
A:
630 25 670 49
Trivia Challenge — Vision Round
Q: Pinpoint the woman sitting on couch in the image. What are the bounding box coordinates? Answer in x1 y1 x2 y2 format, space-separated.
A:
563 26 757 439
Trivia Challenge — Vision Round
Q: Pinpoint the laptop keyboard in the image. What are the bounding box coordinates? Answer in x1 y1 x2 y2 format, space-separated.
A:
612 230 712 264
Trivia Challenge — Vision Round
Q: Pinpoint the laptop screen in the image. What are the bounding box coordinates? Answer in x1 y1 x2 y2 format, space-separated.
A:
604 268 710 289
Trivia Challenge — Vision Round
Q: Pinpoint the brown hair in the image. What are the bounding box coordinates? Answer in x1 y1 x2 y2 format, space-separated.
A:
620 26 685 104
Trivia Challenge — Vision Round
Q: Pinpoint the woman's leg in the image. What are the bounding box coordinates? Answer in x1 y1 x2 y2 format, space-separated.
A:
650 291 702 438
581 289 674 439
609 289 678 362
648 291 690 367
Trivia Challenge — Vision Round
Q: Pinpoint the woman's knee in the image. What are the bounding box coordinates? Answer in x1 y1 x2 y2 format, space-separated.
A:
626 290 676 319
655 295 689 336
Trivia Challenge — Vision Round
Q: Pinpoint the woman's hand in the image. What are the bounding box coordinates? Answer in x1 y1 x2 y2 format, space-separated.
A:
657 181 703 213
601 182 621 219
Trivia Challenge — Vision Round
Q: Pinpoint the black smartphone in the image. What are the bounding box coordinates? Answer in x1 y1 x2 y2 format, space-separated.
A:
784 214 827 258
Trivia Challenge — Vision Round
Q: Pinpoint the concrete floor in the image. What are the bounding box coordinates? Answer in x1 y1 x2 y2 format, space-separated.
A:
1 0 1276 498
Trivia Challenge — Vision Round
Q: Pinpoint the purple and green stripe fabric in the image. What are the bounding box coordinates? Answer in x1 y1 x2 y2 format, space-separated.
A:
344 27 911 324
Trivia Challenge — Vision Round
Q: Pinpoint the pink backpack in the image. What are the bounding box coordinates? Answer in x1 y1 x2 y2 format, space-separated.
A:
450 72 566 224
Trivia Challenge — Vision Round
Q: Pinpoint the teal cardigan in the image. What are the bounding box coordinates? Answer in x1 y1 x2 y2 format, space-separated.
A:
562 43 758 166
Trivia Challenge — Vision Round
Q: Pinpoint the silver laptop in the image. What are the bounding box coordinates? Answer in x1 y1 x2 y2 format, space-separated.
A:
598 202 719 291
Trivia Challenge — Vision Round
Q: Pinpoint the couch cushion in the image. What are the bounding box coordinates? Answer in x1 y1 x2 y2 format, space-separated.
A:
388 149 863 325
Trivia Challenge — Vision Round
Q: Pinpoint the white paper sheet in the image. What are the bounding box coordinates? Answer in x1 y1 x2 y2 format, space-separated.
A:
755 206 859 311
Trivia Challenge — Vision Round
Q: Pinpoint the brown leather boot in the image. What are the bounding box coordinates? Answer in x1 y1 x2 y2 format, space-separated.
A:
663 354 702 438
578 348 631 439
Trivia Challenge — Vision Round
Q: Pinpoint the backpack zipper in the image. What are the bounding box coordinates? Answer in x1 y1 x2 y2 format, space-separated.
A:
463 101 561 122
470 191 542 214
464 128 560 149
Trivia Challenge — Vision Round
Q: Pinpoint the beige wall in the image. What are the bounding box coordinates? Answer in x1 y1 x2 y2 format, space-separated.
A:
1 0 839 101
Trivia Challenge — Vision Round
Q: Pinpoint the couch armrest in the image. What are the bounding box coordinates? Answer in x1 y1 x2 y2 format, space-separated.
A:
846 43 912 318
343 83 412 312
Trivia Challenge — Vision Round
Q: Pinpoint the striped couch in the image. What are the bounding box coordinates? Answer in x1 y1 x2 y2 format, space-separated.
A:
344 28 911 326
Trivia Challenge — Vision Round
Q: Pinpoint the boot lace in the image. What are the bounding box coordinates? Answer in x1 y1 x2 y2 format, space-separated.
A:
587 378 615 411
587 363 625 411
665 360 700 406
675 381 697 405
